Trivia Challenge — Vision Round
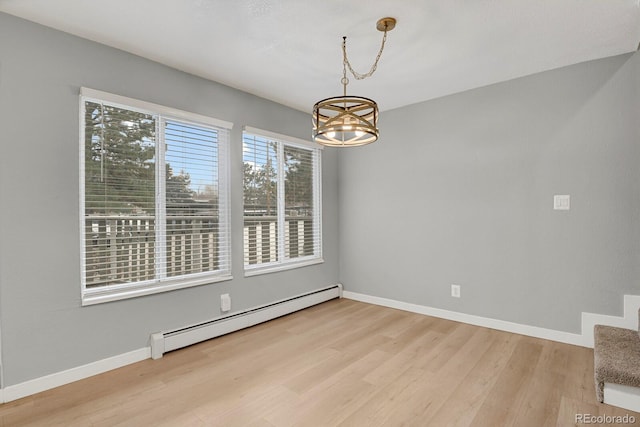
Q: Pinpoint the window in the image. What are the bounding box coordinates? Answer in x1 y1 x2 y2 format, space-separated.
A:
80 88 232 305
242 127 322 275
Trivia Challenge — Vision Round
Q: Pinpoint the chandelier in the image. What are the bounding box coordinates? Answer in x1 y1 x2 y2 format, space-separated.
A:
312 17 396 147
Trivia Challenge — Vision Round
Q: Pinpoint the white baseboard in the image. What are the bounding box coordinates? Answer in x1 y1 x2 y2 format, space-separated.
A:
346 291 640 414
2 347 150 403
0 284 343 403
343 291 586 346
604 383 640 413
2 289 636 404
581 295 640 348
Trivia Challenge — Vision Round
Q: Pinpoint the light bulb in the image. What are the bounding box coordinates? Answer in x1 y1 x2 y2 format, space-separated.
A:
343 116 353 131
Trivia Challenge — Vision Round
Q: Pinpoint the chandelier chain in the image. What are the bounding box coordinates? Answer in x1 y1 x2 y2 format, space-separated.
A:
342 29 388 81
313 17 395 147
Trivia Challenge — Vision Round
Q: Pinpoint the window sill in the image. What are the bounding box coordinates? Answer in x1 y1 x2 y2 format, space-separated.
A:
82 273 233 306
244 257 324 277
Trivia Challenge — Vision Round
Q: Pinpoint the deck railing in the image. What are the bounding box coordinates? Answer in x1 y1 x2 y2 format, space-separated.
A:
84 214 314 287
243 215 314 265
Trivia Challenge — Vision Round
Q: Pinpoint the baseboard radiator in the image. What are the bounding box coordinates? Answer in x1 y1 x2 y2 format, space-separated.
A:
150 284 342 359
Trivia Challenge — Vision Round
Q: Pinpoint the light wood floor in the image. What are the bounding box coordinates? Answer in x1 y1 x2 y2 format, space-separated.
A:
1 298 638 426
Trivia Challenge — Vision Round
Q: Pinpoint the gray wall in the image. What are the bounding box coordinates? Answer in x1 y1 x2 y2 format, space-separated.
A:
0 13 339 386
2 9 640 389
339 52 640 333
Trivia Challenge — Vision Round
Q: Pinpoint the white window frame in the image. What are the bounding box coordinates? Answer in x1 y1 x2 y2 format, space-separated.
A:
242 126 323 276
79 88 233 305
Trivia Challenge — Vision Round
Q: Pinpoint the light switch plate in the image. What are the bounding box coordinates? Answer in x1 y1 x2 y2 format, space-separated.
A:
554 195 570 210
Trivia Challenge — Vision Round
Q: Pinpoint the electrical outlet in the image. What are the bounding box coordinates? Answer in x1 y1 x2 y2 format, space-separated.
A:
221 293 231 312
451 284 461 298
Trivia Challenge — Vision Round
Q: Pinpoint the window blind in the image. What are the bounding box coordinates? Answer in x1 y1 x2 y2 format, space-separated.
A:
242 131 322 271
162 119 230 278
81 93 231 303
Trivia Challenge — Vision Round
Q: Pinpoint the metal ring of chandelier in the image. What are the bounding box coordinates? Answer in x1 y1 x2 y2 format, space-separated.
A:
312 17 396 148
312 95 378 147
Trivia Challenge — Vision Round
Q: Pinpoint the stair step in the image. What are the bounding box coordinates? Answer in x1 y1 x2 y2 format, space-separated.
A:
593 324 640 407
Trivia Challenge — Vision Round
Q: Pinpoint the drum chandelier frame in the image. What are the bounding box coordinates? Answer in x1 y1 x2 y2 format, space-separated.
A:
312 17 396 147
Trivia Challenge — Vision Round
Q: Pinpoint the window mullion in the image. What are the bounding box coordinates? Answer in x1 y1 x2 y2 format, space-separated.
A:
156 116 167 280
313 149 322 257
277 141 286 261
219 129 231 272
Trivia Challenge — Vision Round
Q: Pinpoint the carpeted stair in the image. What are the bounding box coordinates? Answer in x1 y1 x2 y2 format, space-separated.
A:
593 309 640 403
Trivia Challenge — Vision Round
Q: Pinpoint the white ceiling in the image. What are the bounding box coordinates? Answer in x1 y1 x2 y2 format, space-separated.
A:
1 0 639 112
